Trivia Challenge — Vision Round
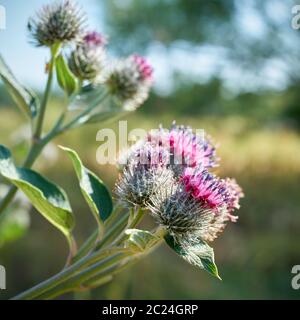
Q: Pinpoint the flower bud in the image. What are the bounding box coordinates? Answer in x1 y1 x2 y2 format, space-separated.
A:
28 0 86 47
115 142 174 208
147 178 233 243
106 55 153 110
68 31 107 83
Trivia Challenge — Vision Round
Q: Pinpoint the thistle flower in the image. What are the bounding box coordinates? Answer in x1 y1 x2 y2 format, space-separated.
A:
182 167 243 220
28 0 86 47
119 124 218 178
106 55 153 111
68 31 107 83
147 179 231 243
115 141 174 207
115 124 243 244
118 139 171 170
147 168 243 243
147 123 218 171
115 162 174 208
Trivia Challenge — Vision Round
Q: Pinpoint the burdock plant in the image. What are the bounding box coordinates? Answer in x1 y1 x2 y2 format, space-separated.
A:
0 1 243 300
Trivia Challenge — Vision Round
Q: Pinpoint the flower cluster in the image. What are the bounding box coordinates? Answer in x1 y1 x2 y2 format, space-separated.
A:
28 1 154 110
115 124 243 244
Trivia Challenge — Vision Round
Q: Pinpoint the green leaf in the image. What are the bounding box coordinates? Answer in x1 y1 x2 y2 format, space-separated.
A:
164 233 221 279
125 229 160 253
0 54 38 118
60 146 113 225
0 145 75 238
55 54 78 96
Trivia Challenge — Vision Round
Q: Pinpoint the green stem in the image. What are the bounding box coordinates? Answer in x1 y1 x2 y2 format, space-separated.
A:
12 246 128 300
71 204 123 264
0 49 58 217
33 49 56 141
37 256 130 300
95 211 129 250
71 231 98 264
41 253 132 300
58 90 109 133
71 207 142 265
113 207 145 246
40 236 164 300
65 234 78 267
13 226 165 300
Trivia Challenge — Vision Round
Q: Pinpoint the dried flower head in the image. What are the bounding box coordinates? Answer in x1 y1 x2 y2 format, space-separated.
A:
28 0 86 47
106 55 153 111
68 31 107 83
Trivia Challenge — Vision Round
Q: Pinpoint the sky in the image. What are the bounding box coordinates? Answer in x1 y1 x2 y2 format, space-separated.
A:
0 0 295 95
0 0 103 89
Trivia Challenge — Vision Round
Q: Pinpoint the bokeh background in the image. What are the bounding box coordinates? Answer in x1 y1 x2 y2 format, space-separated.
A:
0 0 300 299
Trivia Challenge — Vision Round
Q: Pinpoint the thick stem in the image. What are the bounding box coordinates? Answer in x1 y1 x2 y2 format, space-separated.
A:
71 231 98 264
37 257 129 300
95 211 130 251
40 236 164 300
112 207 145 246
71 205 124 264
13 225 165 300
11 246 129 300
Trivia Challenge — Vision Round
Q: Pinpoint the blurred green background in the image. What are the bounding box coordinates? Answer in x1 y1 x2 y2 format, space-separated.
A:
0 0 300 299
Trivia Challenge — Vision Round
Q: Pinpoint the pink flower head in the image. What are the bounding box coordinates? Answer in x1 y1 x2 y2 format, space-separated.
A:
147 124 218 169
132 54 153 81
83 31 107 47
182 168 243 221
182 167 227 211
169 125 218 168
132 142 170 168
